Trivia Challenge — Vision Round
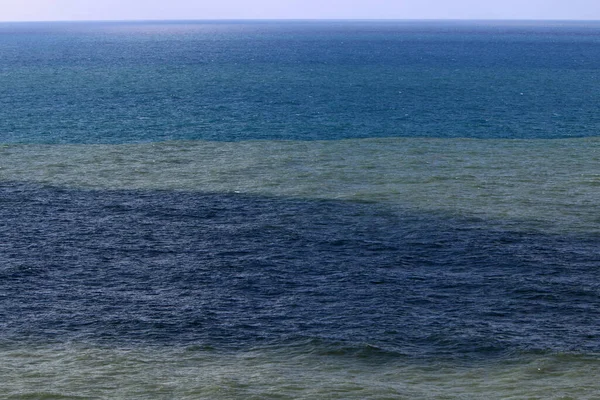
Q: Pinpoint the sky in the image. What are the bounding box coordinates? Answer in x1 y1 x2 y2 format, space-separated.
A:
0 0 599 22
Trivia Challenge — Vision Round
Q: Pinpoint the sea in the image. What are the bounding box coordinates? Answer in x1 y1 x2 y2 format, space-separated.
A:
0 20 599 399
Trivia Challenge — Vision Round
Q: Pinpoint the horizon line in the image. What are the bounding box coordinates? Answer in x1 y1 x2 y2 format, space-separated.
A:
1 17 600 24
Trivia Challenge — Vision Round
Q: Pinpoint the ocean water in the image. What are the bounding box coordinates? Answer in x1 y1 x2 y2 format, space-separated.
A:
0 20 599 399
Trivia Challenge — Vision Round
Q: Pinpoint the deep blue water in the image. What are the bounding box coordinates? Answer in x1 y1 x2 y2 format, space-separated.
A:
1 20 600 143
0 21 599 368
1 183 599 358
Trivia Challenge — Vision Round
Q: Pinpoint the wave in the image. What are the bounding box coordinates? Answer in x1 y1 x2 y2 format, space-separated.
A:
2 341 600 399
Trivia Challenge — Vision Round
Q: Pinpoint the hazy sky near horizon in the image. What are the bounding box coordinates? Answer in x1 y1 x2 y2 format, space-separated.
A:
1 0 599 22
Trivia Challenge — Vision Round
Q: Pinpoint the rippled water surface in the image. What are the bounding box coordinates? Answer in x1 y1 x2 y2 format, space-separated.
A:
1 20 599 398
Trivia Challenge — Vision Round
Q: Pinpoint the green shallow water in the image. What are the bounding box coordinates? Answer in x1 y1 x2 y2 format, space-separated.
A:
1 344 599 399
1 137 598 234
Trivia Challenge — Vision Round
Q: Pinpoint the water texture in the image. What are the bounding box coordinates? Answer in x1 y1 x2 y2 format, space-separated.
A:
1 20 600 143
0 20 599 398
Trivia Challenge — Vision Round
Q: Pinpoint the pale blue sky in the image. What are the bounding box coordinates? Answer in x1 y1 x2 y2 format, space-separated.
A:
1 0 599 22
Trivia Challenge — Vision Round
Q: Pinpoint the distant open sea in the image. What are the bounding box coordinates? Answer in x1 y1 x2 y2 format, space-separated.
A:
1 20 599 399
